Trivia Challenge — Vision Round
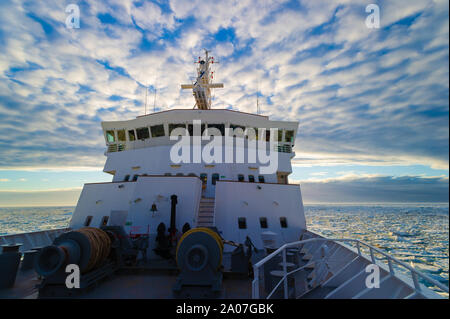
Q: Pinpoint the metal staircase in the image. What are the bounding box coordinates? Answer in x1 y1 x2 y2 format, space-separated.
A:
196 197 215 227
252 232 448 299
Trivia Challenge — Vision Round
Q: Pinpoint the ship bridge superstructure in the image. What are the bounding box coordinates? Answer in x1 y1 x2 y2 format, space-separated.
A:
72 50 305 259
101 108 298 197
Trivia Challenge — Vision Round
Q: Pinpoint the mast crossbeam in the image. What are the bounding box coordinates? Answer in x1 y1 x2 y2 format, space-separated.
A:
180 49 224 110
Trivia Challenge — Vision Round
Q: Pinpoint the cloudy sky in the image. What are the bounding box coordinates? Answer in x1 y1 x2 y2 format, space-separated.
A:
0 0 448 206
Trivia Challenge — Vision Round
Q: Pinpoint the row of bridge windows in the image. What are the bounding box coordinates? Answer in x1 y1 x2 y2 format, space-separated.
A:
123 173 265 184
106 124 295 143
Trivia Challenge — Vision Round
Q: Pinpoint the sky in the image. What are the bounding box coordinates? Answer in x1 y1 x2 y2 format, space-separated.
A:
0 0 448 206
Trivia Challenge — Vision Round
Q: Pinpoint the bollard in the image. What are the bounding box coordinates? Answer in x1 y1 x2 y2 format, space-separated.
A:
0 244 23 289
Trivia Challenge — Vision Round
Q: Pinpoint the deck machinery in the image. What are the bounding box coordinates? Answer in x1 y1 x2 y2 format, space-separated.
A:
33 195 253 298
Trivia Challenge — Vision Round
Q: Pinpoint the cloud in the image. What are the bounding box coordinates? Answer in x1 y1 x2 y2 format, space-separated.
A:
297 174 449 203
0 0 447 172
309 171 328 176
0 178 10 182
1 174 446 206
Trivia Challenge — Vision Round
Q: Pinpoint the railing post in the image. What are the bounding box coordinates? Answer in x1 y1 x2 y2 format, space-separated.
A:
411 271 421 292
252 266 260 299
369 247 376 264
282 249 288 299
356 241 361 256
387 258 395 275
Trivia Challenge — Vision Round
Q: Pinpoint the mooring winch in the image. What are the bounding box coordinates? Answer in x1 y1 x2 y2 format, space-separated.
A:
34 226 138 297
35 227 111 276
173 227 224 295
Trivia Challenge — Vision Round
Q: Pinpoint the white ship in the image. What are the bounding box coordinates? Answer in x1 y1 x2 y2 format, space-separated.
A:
0 50 447 299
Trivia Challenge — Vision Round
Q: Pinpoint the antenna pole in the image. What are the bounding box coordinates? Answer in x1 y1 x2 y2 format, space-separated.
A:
144 87 148 115
256 81 260 115
153 87 157 113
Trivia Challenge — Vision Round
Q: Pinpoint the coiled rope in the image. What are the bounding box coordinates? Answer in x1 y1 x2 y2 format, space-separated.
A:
75 227 111 272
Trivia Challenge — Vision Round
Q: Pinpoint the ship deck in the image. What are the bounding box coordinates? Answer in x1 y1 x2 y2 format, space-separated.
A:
0 252 258 299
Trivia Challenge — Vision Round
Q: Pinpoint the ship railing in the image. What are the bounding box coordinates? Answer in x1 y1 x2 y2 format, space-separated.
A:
0 228 69 252
251 237 449 299
273 144 292 153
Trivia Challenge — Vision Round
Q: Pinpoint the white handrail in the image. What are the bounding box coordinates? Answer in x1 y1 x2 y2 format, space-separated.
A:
252 237 449 299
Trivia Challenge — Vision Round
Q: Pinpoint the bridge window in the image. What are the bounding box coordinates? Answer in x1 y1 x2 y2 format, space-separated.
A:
188 173 197 177
128 129 136 141
265 130 270 142
238 217 247 229
230 124 245 137
151 124 165 137
285 130 294 143
132 175 139 181
207 124 225 136
100 216 109 227
136 127 150 140
278 130 283 142
188 123 206 136
124 175 130 182
169 124 187 136
260 217 268 229
238 174 244 182
164 173 172 176
84 216 93 226
248 175 255 183
258 175 265 183
176 173 184 176
254 128 259 140
117 129 126 142
106 130 115 143
212 173 220 185
280 217 288 228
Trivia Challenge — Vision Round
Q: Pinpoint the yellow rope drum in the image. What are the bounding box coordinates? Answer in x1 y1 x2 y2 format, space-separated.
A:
176 228 223 272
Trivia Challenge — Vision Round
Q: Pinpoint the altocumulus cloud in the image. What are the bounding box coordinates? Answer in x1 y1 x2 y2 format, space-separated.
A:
0 1 448 192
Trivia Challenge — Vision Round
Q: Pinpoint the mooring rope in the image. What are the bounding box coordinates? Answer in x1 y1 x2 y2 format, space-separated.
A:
76 227 111 272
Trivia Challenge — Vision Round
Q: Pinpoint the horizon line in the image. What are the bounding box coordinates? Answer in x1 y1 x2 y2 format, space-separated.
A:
0 202 448 208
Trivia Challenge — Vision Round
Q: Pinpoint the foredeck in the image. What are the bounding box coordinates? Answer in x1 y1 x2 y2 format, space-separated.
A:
0 252 258 299
1 231 446 299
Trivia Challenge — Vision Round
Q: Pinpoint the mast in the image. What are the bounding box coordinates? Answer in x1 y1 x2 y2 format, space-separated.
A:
181 49 224 110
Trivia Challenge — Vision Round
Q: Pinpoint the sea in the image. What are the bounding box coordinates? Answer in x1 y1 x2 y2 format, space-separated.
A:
0 204 448 296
